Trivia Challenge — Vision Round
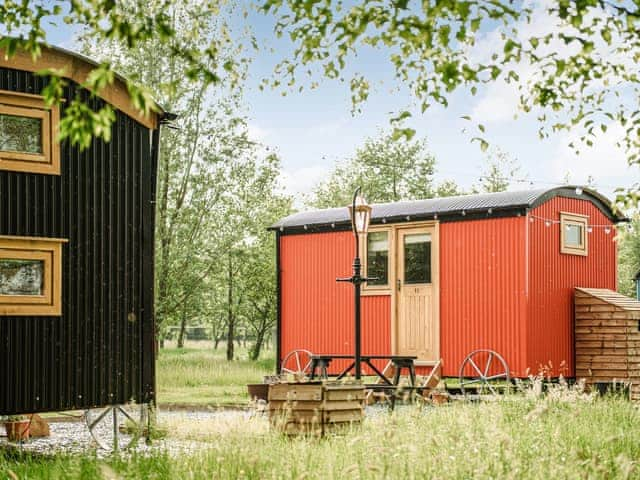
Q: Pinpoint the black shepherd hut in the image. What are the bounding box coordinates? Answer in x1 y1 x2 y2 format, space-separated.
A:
0 45 171 417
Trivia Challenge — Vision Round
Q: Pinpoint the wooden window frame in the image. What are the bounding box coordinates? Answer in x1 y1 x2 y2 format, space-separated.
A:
0 236 67 316
0 90 60 175
560 212 588 256
362 226 394 296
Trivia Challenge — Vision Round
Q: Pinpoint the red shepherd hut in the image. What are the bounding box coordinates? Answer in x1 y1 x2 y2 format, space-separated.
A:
270 186 626 378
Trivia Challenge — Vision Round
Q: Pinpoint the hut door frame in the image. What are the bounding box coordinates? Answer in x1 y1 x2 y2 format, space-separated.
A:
393 223 440 363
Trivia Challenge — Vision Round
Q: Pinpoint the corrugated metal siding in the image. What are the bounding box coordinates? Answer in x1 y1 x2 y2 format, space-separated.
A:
280 231 391 374
0 68 155 415
528 197 617 377
440 217 528 377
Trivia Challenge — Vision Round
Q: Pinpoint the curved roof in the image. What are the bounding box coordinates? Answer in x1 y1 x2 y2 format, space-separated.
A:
271 186 625 233
0 43 174 129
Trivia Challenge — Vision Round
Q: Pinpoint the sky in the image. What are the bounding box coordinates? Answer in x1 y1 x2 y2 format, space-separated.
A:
239 3 638 204
43 2 638 205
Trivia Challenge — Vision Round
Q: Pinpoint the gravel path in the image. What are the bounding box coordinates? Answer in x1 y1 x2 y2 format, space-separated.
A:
0 409 262 457
0 405 405 457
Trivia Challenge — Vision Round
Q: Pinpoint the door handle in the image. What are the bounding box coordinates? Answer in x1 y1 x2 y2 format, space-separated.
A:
397 279 402 291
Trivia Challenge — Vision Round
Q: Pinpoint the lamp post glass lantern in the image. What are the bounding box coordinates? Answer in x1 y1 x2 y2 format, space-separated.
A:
349 193 372 240
337 187 374 380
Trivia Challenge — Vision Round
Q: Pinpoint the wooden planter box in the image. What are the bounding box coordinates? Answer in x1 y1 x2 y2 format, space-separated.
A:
268 382 365 435
575 288 640 400
4 420 30 441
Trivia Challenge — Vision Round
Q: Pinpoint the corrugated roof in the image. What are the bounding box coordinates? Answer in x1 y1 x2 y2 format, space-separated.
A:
271 186 623 231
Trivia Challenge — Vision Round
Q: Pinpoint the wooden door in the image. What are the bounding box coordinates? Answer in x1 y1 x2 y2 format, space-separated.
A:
396 226 439 361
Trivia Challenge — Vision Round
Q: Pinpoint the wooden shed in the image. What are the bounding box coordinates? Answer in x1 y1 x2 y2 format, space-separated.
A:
575 288 640 399
271 187 625 378
0 45 172 416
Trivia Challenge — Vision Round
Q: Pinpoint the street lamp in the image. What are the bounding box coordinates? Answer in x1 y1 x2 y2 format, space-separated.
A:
337 187 373 380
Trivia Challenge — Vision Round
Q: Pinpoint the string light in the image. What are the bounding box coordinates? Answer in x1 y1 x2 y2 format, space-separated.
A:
575 187 583 195
528 214 621 237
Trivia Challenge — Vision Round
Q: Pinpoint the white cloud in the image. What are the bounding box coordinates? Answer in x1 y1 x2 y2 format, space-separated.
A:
247 123 269 142
468 0 588 125
549 123 635 193
279 165 330 205
470 81 522 123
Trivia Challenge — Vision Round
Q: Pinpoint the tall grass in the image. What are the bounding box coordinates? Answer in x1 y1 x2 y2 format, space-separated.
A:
3 396 640 479
157 346 274 405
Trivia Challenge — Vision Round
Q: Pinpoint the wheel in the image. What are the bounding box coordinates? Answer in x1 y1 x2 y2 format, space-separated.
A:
459 349 510 395
280 349 313 377
85 403 148 451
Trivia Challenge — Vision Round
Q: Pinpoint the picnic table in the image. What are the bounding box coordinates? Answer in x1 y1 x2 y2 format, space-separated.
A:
309 354 417 386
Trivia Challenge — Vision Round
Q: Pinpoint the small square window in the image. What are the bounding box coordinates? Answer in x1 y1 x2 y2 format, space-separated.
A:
0 236 66 316
560 212 588 256
366 230 389 287
0 91 60 175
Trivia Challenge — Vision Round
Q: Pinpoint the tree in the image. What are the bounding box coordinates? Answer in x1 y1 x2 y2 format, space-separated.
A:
473 149 526 193
618 215 640 297
241 214 286 360
80 2 294 358
78 1 290 353
261 0 640 204
308 132 462 208
6 0 640 204
0 0 243 148
208 153 292 360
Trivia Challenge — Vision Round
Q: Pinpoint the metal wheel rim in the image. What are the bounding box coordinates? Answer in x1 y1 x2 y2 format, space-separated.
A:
85 404 147 451
459 349 510 395
280 349 313 376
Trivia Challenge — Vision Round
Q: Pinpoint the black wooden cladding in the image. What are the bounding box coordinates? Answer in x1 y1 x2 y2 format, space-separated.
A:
0 68 157 415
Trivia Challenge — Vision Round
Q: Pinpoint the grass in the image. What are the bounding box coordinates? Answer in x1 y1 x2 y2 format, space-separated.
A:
156 343 275 406
4 347 640 478
3 394 640 479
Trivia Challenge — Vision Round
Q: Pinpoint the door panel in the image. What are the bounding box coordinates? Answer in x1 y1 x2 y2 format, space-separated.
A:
396 227 438 360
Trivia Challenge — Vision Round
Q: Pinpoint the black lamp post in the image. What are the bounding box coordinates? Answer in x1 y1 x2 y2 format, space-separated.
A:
337 187 373 380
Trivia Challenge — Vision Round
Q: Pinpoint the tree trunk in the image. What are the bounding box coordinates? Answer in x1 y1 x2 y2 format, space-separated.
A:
249 329 265 361
156 141 172 336
226 255 235 361
177 302 188 349
214 337 221 350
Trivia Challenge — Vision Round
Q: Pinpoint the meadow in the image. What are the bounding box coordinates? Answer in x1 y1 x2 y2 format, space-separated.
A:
2 395 640 479
157 342 274 406
2 345 640 479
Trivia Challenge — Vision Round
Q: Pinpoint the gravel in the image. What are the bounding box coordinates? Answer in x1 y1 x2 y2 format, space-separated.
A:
0 409 261 458
0 405 406 458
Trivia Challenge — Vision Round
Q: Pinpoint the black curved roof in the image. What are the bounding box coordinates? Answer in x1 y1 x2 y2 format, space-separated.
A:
270 186 625 233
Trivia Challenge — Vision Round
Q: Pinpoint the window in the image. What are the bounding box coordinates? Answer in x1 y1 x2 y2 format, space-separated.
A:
0 236 66 316
560 212 588 256
366 231 389 287
0 91 60 175
404 233 432 284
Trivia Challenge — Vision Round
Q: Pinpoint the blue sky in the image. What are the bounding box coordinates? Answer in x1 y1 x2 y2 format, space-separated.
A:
43 2 638 204
240 4 638 203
